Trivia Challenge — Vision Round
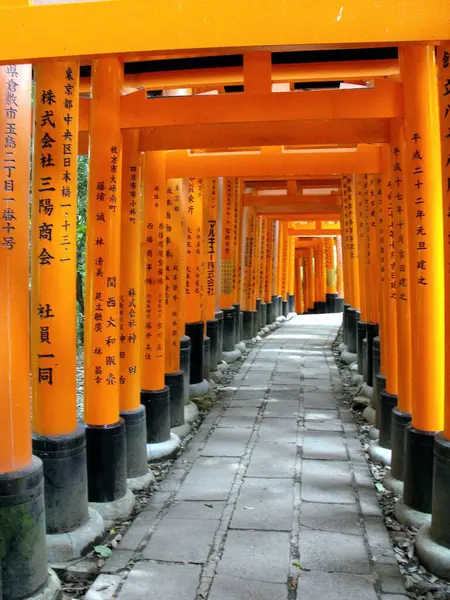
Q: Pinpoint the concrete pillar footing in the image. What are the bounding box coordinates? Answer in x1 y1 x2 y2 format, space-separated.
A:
146 433 181 463
210 370 224 383
276 315 286 323
89 489 136 529
127 469 156 492
340 351 358 365
222 349 241 363
217 360 228 372
416 523 450 580
235 341 246 353
368 440 392 466
368 426 379 440
267 323 277 331
184 400 200 424
362 405 376 425
383 470 404 496
189 378 210 397
395 497 431 530
338 343 348 353
359 383 373 399
46 508 105 563
28 569 61 600
171 423 191 440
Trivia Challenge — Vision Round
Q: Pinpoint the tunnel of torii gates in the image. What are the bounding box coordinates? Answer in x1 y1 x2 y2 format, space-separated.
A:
0 1 449 598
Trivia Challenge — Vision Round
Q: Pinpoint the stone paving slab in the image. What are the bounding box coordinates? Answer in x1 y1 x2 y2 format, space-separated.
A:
230 477 294 530
245 441 297 478
90 314 408 600
216 530 291 583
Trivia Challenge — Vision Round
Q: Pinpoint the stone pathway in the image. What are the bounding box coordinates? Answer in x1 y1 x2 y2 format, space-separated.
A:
87 314 408 600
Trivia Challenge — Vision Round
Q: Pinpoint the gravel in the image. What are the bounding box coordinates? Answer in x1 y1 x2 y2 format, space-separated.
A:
332 329 450 600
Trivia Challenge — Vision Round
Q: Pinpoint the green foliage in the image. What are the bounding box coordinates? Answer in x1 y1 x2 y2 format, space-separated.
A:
76 155 88 345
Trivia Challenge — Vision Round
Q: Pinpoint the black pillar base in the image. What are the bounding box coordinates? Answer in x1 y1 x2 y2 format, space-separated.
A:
314 301 326 314
259 302 267 330
180 335 191 405
266 301 273 325
375 374 386 429
357 321 367 375
185 321 204 385
372 337 381 412
203 336 211 380
86 420 127 503
288 293 295 313
33 424 89 534
255 298 262 330
347 307 359 354
403 425 435 515
391 408 412 482
207 318 219 372
379 391 398 449
141 386 171 444
222 307 237 352
335 297 344 312
232 303 242 344
430 433 450 546
343 303 351 344
120 405 149 480
215 311 224 364
165 371 185 428
276 295 282 317
282 300 288 317
0 457 48 600
251 310 258 337
363 323 378 386
362 338 368 382
308 307 316 314
242 310 253 339
326 293 337 313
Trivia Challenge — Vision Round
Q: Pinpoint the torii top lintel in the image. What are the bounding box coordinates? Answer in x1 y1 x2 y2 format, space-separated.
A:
0 0 447 62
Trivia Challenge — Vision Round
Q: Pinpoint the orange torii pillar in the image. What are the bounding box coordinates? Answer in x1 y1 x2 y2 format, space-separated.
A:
183 177 210 395
306 246 316 313
280 222 289 317
383 122 413 494
265 219 277 326
164 178 190 437
314 238 326 313
31 60 104 561
251 210 261 336
294 253 304 315
141 152 181 460
368 164 399 463
324 236 337 312
0 64 58 600
288 235 296 314
355 174 375 379
394 45 444 530
257 216 269 331
118 130 155 489
84 58 135 519
219 177 242 362
273 220 283 317
335 235 345 312
204 178 222 377
241 205 257 339
360 174 380 389
233 178 245 346
341 174 361 355
416 42 450 578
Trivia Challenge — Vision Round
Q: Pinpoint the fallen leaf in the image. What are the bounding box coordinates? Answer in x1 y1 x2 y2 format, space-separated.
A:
94 545 112 558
